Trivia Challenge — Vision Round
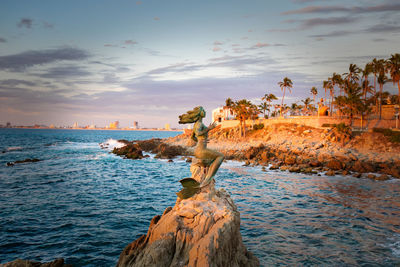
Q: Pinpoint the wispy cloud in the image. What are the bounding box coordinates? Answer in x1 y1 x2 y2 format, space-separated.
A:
365 23 400 33
0 79 36 87
0 37 6 43
0 47 90 72
309 30 353 38
36 66 92 79
251 42 269 49
17 18 33 28
283 3 400 15
213 41 223 45
212 46 221 52
124 40 137 45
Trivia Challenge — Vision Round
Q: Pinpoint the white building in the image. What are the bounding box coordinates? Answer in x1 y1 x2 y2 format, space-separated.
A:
212 107 235 124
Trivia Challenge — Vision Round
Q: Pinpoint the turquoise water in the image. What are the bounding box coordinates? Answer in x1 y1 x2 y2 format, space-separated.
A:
0 129 399 266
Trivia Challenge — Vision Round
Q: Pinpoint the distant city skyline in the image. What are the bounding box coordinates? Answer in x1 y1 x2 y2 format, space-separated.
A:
1 0 399 127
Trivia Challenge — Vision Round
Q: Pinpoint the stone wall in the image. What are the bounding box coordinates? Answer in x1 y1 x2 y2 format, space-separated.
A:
220 116 398 129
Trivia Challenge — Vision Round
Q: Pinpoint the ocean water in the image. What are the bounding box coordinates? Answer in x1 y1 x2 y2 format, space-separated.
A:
0 129 399 266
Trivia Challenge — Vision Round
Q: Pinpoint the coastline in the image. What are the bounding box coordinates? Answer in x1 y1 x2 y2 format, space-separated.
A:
121 123 400 180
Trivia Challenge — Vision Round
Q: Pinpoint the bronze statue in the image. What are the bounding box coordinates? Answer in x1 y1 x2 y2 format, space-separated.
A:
177 106 224 199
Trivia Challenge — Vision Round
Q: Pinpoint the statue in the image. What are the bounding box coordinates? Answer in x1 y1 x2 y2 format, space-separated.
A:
177 106 224 199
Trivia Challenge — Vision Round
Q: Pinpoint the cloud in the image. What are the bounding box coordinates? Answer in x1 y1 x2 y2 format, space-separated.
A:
283 3 400 15
365 24 400 33
309 30 353 38
104 44 117 47
17 18 33 28
214 41 223 45
282 6 348 15
0 79 36 87
36 66 92 79
251 42 269 49
284 16 357 30
212 46 221 52
0 47 90 72
124 40 137 45
42 21 54 28
0 37 6 43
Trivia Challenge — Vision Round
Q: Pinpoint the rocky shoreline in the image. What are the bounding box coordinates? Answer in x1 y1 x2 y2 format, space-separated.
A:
113 123 400 181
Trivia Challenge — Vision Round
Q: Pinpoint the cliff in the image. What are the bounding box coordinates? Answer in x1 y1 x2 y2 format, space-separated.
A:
116 183 259 267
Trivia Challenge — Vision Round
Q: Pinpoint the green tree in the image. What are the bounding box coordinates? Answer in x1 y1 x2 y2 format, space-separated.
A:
335 80 363 126
310 86 318 113
301 97 313 115
258 102 268 118
261 93 277 118
278 77 293 117
343 64 361 83
232 99 259 137
386 53 400 105
377 72 388 119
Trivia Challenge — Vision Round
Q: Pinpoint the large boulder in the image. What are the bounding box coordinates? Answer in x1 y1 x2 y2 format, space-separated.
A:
1 258 71 267
116 187 259 267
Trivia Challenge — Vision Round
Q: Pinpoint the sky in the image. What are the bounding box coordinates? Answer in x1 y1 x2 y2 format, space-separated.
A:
0 0 399 128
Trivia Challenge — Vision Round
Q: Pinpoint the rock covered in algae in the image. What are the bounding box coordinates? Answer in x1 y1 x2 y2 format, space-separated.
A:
116 186 259 267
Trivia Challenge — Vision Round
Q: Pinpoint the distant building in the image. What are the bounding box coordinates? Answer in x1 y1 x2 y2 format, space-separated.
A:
165 123 171 131
73 122 79 128
88 124 96 129
212 107 235 124
133 121 139 129
109 121 119 129
49 124 55 128
6 122 11 128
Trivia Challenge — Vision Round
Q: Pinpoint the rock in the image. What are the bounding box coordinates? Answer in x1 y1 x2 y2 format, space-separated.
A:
154 143 187 159
326 170 336 176
1 258 71 267
113 144 144 160
269 164 279 170
168 159 173 162
261 166 266 172
326 159 343 170
6 158 41 166
367 174 376 179
375 174 389 181
116 188 259 267
186 157 192 163
352 161 376 173
352 173 362 178
289 166 300 173
342 170 349 176
310 161 320 167
284 156 296 165
280 165 290 171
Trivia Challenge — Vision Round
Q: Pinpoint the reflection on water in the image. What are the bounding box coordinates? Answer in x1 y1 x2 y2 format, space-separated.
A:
219 163 400 266
0 129 399 266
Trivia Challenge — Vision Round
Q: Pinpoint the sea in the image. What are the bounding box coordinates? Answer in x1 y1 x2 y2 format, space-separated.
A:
0 128 399 266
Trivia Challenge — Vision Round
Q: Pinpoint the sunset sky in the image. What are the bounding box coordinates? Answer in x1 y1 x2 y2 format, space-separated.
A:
1 0 399 128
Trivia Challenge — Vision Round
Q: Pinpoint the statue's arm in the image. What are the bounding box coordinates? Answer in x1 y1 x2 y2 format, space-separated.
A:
196 122 216 136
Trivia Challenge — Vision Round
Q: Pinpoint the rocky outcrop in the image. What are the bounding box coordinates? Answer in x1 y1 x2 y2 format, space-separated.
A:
116 185 258 267
6 158 40 167
1 258 71 267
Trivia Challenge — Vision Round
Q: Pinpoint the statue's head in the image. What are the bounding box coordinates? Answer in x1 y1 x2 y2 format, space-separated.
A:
179 106 205 124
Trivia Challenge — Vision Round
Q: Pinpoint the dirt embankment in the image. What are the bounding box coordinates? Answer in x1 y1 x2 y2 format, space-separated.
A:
164 124 400 180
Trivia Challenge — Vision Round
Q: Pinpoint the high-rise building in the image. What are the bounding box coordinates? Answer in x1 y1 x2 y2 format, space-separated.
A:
109 121 119 129
164 123 171 131
73 122 79 128
133 121 139 129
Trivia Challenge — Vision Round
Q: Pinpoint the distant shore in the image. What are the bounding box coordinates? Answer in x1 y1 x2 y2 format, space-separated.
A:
0 127 183 132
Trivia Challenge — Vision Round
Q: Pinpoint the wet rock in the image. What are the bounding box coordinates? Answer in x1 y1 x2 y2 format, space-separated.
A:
269 164 279 170
326 159 343 171
186 157 192 163
367 174 376 179
352 173 362 178
261 166 266 172
289 166 301 173
6 158 41 166
168 159 173 162
113 144 144 160
284 156 296 165
154 143 188 159
280 165 290 171
326 170 336 176
375 174 389 181
116 188 259 267
342 170 349 176
1 258 71 267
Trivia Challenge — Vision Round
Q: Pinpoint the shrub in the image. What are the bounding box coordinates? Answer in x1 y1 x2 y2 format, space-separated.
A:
253 123 264 130
373 128 400 143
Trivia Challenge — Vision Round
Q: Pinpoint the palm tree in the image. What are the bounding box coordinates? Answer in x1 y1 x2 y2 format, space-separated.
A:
301 97 313 116
225 98 234 108
258 102 268 118
371 58 385 109
377 72 388 119
261 93 277 118
343 64 361 83
330 72 343 95
386 53 400 104
323 80 329 105
232 99 259 137
335 80 363 126
362 63 373 98
278 77 293 117
361 80 374 101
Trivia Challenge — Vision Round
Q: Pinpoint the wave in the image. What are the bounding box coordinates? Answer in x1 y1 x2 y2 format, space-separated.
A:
99 138 127 150
7 146 23 151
